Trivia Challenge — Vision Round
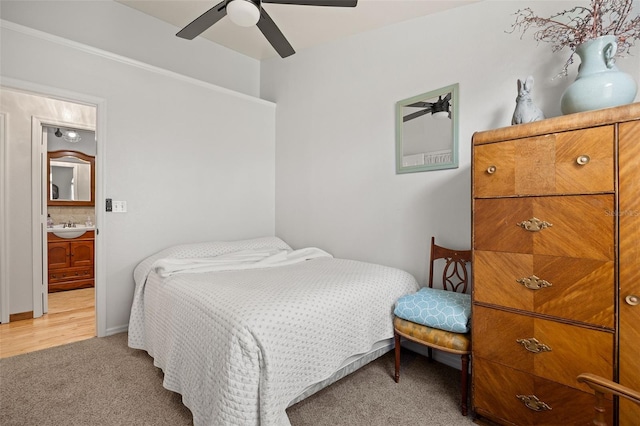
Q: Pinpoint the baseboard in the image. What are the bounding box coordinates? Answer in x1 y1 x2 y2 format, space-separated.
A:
401 340 463 370
9 311 33 322
106 324 128 336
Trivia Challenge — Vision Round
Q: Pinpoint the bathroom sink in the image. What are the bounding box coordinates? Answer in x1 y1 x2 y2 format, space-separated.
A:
48 224 95 239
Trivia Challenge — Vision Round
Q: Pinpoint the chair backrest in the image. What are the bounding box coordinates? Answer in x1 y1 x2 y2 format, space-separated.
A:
428 236 472 293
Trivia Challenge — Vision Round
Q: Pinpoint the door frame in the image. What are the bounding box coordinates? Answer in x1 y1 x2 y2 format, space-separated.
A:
1 77 107 337
0 112 7 324
32 116 96 317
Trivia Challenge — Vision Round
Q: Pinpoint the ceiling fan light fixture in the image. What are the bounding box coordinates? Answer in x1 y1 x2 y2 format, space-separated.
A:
431 97 451 120
227 0 260 27
432 110 450 120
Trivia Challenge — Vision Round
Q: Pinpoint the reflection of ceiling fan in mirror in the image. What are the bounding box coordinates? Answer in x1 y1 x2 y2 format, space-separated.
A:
176 0 358 58
403 93 452 122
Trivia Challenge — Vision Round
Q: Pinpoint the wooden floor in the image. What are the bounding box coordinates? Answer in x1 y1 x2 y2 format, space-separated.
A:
0 288 95 358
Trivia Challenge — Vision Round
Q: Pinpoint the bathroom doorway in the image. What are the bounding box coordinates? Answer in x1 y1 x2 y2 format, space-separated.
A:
35 118 96 319
43 126 96 319
0 85 105 355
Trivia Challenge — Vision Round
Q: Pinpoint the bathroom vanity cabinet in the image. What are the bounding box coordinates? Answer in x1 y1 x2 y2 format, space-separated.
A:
47 230 94 293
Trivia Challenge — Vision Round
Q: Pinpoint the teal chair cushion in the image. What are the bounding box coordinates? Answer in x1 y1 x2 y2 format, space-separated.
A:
394 287 471 333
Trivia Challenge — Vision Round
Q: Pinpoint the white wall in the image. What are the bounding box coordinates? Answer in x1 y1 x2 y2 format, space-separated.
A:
1 22 276 332
261 0 640 287
1 0 639 338
0 0 260 97
47 128 97 156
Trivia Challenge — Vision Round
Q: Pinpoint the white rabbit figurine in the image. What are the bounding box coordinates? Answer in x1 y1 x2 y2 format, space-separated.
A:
511 76 545 125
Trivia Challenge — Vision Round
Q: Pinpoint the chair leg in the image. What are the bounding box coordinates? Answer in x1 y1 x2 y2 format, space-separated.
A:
427 347 433 362
460 353 469 416
394 331 401 383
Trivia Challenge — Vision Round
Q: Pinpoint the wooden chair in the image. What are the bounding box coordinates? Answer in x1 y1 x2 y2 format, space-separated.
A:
393 237 472 416
577 373 640 426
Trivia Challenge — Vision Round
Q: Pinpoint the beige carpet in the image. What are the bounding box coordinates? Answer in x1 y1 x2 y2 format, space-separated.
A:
0 333 473 425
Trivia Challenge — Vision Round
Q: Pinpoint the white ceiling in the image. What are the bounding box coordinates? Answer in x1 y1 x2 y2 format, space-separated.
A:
116 0 481 60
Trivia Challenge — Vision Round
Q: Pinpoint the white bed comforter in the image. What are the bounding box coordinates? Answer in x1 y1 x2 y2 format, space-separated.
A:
128 237 418 426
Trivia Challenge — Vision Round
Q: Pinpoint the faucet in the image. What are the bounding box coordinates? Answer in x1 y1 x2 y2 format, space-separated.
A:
63 219 76 228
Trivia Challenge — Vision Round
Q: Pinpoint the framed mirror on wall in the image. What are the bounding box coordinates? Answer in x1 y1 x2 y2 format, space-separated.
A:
47 150 95 206
396 83 459 174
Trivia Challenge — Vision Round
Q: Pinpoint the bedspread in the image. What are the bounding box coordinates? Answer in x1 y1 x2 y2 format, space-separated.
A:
128 237 418 426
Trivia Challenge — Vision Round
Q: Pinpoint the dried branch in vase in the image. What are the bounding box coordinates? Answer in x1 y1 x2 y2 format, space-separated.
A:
508 0 640 77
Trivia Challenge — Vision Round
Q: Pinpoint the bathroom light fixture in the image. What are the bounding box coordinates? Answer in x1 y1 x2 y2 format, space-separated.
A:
227 0 260 27
63 129 82 143
55 128 63 137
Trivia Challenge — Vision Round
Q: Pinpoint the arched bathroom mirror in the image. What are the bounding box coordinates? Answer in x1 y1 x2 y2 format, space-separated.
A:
47 150 95 206
396 83 459 173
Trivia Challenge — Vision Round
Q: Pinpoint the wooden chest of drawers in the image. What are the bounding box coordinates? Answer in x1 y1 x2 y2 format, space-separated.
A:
471 103 640 425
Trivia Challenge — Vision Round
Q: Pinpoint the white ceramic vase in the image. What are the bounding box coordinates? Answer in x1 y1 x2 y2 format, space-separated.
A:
560 35 638 115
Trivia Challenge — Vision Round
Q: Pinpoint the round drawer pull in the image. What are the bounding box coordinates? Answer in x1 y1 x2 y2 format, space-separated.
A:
625 294 639 306
486 165 497 174
576 155 590 165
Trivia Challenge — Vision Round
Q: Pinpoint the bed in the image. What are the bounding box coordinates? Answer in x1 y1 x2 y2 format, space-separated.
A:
128 237 419 426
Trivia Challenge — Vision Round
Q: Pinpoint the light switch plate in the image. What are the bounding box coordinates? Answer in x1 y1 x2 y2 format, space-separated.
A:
113 200 127 213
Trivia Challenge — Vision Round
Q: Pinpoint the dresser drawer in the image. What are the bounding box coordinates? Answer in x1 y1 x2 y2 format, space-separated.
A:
473 125 614 198
474 251 614 328
48 266 94 283
474 195 614 260
473 358 612 426
473 306 614 391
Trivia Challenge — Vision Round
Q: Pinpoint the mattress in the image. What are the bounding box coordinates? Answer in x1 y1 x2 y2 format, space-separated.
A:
128 237 418 425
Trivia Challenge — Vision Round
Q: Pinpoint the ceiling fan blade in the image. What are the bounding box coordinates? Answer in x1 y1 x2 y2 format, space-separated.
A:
256 8 295 58
442 92 452 103
176 0 228 40
403 108 432 122
407 101 434 108
263 0 357 6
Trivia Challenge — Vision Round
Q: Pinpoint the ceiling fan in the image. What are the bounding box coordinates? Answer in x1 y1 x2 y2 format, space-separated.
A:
176 0 358 58
403 93 452 122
